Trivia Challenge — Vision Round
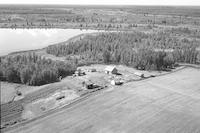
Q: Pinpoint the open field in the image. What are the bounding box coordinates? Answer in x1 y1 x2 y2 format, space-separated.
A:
3 67 200 133
0 82 49 104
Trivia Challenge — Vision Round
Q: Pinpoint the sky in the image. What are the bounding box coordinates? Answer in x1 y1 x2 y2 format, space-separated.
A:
0 0 200 6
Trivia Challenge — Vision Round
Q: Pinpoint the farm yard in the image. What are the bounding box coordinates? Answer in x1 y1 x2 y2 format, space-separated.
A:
3 67 200 133
0 64 184 130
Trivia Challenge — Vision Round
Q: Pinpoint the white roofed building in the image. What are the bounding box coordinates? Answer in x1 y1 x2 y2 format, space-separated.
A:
105 66 118 74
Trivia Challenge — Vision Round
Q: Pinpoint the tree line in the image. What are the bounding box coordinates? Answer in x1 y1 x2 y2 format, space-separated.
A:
0 53 76 86
46 31 200 70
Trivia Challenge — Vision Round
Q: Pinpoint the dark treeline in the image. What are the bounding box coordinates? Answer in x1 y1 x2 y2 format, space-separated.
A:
0 53 76 86
46 31 200 70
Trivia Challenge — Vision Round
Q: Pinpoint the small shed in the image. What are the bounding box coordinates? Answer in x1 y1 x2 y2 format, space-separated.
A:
88 68 97 72
134 72 144 78
74 69 85 76
105 66 118 74
111 80 123 85
83 81 98 89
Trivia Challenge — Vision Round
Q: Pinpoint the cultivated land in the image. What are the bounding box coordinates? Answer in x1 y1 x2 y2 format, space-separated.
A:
4 67 200 133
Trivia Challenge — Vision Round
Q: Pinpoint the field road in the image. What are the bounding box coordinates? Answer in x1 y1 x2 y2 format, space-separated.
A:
5 67 200 133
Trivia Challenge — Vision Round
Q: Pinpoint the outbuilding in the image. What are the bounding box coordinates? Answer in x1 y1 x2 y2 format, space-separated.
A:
111 80 123 85
88 68 97 72
134 72 144 78
82 80 98 89
105 66 118 74
74 69 85 76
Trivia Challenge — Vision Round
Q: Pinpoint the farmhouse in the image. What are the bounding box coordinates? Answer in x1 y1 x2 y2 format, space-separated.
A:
105 66 118 74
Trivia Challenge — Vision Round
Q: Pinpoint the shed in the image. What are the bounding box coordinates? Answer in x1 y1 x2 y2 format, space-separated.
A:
83 81 98 89
111 80 123 85
134 72 144 78
105 66 118 74
74 69 85 76
89 68 97 72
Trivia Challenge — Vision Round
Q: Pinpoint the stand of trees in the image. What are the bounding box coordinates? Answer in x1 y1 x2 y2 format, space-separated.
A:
1 32 199 85
46 31 200 70
0 53 76 86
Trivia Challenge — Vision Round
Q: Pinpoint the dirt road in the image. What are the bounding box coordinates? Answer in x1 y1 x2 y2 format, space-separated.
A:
5 67 200 133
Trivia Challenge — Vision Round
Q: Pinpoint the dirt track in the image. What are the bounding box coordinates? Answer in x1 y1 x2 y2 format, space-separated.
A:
5 67 200 133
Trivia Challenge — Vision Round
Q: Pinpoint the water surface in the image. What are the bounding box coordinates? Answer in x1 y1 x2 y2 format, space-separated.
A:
0 29 100 56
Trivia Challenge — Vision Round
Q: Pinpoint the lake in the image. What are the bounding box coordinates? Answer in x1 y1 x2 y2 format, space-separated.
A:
0 29 102 56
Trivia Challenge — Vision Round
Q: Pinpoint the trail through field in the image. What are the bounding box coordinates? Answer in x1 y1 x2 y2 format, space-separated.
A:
6 68 200 133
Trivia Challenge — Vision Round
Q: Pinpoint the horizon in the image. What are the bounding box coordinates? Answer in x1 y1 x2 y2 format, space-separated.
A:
0 4 200 6
0 4 200 7
0 0 200 6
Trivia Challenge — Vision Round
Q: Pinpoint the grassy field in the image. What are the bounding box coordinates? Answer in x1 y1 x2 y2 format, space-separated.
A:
3 67 200 133
0 82 49 104
1 82 17 104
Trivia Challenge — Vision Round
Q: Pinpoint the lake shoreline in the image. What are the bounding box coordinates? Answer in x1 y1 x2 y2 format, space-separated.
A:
0 28 105 56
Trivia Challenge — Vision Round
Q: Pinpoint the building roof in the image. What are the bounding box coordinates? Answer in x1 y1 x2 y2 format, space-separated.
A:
85 80 93 85
105 66 117 72
134 72 144 77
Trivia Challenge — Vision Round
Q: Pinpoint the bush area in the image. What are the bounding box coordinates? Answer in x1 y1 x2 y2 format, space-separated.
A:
46 31 200 70
1 6 200 29
167 27 200 39
0 53 76 86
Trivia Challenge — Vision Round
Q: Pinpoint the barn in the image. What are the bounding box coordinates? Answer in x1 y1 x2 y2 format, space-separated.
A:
105 66 118 74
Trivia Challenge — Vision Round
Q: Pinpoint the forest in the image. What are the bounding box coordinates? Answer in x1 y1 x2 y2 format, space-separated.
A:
0 53 76 86
1 31 199 86
46 31 200 70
